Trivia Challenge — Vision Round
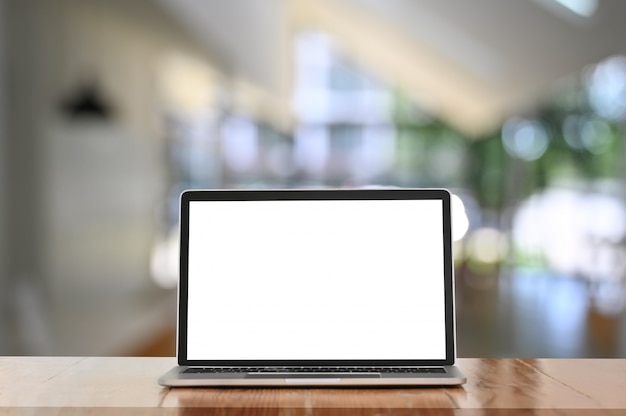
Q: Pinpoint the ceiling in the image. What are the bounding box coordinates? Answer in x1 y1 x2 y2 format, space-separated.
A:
155 0 626 136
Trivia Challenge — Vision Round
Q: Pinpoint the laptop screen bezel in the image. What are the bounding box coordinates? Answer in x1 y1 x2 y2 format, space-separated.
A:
177 188 456 367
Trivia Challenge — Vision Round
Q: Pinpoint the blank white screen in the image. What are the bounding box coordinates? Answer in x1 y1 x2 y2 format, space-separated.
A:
186 199 447 360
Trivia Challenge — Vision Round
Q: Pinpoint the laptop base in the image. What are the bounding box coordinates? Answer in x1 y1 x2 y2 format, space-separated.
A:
158 365 467 387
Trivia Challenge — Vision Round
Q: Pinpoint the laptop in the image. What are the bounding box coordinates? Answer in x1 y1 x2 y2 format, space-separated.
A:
158 188 466 386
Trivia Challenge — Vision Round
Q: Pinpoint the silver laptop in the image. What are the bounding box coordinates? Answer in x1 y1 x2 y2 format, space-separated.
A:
159 188 466 387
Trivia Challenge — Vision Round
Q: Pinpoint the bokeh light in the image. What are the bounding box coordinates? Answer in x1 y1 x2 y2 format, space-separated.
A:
502 118 549 161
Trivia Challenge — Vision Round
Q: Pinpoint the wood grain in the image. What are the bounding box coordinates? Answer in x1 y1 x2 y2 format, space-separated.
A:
164 386 456 409
1 357 626 415
521 358 626 408
0 357 174 407
453 358 603 409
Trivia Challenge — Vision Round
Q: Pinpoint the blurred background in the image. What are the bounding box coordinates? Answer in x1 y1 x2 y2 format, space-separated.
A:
1 0 626 357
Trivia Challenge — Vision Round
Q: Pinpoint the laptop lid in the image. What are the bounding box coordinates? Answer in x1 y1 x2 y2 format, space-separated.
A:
177 188 456 367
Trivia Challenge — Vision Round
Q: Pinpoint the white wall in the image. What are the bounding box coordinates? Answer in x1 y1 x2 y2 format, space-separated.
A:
1 0 221 354
9 0 217 297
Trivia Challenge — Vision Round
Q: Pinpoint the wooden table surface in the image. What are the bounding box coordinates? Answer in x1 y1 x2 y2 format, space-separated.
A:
1 357 626 415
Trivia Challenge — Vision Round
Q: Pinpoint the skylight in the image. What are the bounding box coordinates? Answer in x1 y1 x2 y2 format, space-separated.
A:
549 0 598 18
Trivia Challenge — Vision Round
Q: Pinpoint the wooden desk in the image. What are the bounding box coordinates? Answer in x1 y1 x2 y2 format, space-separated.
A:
1 357 626 415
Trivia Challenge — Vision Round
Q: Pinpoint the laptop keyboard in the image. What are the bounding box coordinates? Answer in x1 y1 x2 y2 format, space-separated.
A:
184 367 446 374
